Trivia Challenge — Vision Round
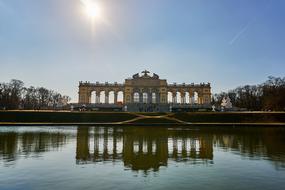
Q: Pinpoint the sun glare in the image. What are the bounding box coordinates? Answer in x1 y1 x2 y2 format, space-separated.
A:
81 0 102 19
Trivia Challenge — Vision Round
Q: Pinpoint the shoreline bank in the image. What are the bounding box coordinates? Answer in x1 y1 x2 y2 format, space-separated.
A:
1 110 285 126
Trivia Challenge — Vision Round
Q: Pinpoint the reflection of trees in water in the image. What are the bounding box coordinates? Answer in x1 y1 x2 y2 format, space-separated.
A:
75 127 285 172
0 131 69 164
0 132 17 162
212 128 285 169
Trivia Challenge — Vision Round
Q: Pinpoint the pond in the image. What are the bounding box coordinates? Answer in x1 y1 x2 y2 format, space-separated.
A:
0 126 285 190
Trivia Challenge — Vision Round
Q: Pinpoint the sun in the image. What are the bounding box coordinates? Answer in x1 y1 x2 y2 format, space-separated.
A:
80 0 102 19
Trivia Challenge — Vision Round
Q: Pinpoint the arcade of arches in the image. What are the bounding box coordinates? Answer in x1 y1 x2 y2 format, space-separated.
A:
78 70 211 108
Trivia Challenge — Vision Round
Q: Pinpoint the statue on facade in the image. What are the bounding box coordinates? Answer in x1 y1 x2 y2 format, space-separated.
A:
132 73 139 79
153 73 159 79
141 70 150 77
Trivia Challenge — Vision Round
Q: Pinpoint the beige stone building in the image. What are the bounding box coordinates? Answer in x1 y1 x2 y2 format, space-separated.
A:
78 70 211 111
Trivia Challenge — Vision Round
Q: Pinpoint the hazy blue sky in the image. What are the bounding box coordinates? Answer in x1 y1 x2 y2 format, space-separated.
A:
0 0 284 102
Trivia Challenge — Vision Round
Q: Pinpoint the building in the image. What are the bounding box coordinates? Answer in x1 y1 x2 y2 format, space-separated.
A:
78 70 211 111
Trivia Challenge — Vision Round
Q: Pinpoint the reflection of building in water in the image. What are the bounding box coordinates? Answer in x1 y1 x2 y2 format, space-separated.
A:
122 129 169 171
75 127 214 171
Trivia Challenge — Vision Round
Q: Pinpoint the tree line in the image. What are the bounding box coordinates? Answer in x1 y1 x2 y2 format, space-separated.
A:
212 76 285 111
0 79 70 110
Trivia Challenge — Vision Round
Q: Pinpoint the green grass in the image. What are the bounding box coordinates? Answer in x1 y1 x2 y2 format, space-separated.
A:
135 112 168 116
0 111 284 124
0 111 137 123
170 112 285 123
130 117 179 124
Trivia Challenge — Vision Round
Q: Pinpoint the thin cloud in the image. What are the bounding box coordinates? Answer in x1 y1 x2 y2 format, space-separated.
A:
229 22 251 45
229 0 272 45
229 17 257 46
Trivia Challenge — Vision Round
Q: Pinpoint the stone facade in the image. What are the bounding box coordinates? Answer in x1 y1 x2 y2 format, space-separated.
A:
78 70 211 106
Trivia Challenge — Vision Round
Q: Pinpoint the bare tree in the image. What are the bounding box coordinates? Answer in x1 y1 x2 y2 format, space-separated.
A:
0 79 71 110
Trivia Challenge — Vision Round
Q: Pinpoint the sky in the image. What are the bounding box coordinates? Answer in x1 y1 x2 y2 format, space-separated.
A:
0 0 285 102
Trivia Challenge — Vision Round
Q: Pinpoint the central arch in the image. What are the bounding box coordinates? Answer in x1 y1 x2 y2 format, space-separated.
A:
151 92 156 103
142 92 148 103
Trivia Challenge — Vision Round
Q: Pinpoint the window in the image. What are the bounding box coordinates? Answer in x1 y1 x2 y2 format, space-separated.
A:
133 92 139 103
152 93 156 103
143 93 148 103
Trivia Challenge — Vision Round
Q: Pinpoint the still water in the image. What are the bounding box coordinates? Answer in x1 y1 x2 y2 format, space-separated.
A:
0 126 285 190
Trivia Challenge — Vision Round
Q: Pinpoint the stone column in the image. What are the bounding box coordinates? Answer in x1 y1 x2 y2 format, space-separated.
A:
114 92 118 104
181 92 185 104
139 93 143 103
198 96 203 104
105 91 109 104
155 92 160 104
189 92 194 104
88 92 92 104
183 96 186 104
96 92 100 104
203 94 211 104
172 92 177 104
